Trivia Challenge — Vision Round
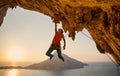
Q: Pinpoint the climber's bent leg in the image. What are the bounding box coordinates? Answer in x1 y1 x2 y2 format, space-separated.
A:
46 45 55 60
56 46 64 62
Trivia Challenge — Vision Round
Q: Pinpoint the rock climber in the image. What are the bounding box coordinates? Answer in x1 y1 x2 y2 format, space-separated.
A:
46 14 66 62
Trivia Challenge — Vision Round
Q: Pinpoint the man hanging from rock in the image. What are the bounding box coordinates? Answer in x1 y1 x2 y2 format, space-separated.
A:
46 14 66 62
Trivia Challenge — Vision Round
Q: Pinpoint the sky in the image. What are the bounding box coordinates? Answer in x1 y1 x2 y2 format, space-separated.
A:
0 7 112 66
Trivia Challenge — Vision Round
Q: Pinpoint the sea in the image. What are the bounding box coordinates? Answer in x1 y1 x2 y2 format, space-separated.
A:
0 62 119 76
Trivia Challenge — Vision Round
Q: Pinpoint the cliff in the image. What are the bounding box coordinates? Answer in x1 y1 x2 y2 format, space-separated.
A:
0 0 120 65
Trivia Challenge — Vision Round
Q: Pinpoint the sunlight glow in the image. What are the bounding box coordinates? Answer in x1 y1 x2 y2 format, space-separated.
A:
7 48 24 62
8 69 18 76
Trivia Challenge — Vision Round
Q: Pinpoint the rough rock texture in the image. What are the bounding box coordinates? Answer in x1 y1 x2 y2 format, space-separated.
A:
0 0 120 65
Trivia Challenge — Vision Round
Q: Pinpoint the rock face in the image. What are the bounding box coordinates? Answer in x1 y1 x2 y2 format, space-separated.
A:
0 0 120 65
25 53 87 70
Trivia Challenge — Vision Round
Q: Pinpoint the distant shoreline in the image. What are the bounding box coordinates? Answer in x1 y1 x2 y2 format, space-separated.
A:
0 62 116 71
0 66 23 69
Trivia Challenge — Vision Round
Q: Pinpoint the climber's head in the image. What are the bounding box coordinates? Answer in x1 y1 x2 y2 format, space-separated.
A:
58 28 63 33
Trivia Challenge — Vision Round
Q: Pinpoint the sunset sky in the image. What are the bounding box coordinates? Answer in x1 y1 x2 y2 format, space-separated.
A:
0 7 112 66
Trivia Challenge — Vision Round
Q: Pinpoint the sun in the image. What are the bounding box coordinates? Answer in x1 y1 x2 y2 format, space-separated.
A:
7 49 23 62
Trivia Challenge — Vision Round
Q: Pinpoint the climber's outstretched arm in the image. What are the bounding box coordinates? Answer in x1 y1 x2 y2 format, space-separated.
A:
55 23 57 33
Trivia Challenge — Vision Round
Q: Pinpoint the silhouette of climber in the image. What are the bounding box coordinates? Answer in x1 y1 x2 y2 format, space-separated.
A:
46 14 66 62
